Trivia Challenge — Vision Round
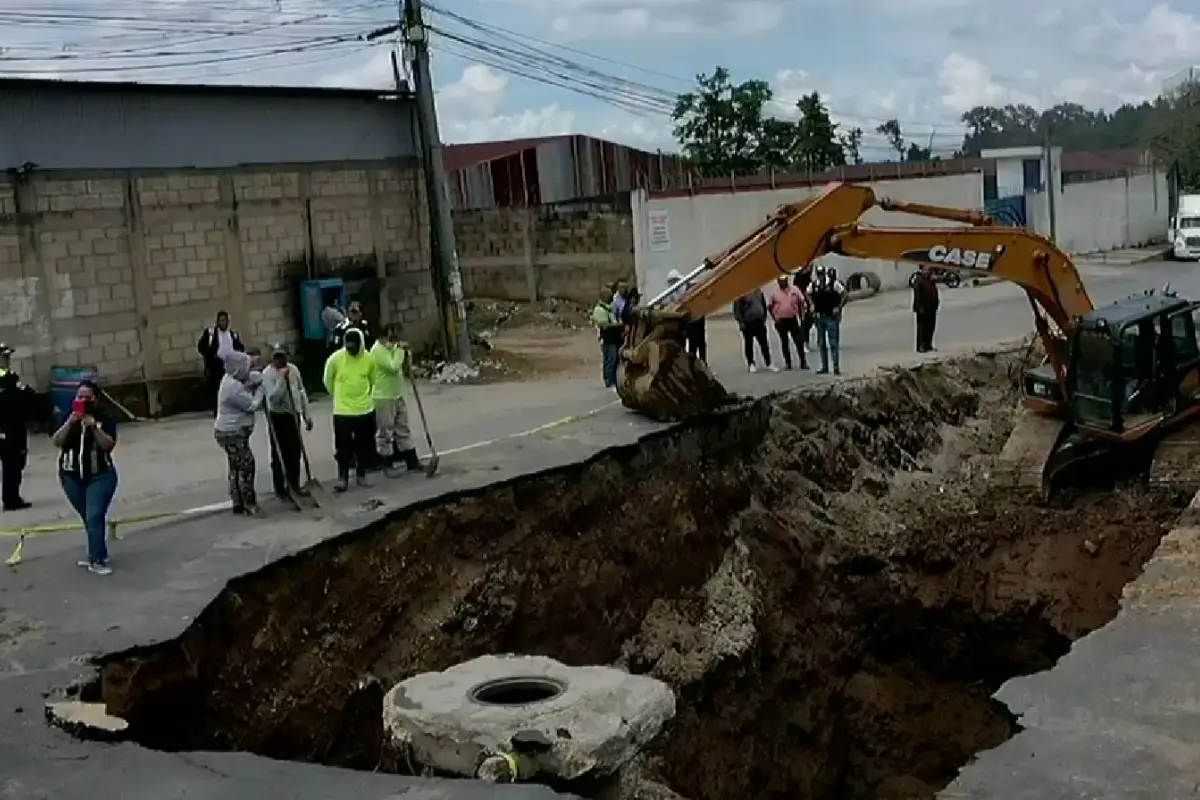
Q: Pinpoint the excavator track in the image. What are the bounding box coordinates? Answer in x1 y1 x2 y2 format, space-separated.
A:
994 410 1066 490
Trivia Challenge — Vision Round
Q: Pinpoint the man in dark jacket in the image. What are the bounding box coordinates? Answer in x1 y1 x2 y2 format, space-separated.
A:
810 266 845 375
911 267 940 352
197 310 244 415
732 288 776 373
0 344 37 510
330 301 374 352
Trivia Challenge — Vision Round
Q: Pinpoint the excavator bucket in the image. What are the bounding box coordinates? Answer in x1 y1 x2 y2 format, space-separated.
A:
616 310 739 421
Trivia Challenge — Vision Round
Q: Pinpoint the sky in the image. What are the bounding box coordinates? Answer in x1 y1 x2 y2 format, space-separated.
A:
2 1 1199 159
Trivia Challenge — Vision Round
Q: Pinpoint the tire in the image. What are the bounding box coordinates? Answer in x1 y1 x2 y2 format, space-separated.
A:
944 272 961 288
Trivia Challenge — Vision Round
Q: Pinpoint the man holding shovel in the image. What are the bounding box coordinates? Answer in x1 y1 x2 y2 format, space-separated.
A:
370 324 422 477
262 343 313 500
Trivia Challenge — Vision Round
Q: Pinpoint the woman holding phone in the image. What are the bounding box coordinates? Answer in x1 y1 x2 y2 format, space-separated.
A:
51 380 118 575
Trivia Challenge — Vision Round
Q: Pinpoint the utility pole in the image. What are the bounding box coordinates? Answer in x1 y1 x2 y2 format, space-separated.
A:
1042 124 1058 243
403 0 472 365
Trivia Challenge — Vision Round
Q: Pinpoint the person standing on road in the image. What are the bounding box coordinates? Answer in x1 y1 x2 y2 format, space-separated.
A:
911 266 940 353
371 324 422 476
197 311 245 416
592 288 624 390
51 380 118 575
214 351 264 516
330 301 375 352
733 288 777 373
262 344 313 500
792 267 814 353
0 344 37 511
666 269 708 362
768 275 809 370
323 327 377 492
810 266 846 375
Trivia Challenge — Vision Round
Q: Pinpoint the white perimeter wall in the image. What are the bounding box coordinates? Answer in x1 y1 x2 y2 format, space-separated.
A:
1026 169 1168 254
632 172 985 303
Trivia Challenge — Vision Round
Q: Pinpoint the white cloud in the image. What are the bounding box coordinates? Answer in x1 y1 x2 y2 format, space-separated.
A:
507 0 784 39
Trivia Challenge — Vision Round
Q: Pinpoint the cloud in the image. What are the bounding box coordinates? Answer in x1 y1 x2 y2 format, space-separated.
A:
3 0 1200 158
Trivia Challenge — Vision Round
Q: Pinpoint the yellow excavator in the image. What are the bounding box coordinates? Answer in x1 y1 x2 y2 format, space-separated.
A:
618 182 1200 496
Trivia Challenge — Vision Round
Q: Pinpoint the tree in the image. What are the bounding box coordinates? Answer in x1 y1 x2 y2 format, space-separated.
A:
840 126 864 164
671 66 779 176
1145 83 1200 191
793 92 845 171
906 142 933 161
876 119 905 160
958 101 1157 154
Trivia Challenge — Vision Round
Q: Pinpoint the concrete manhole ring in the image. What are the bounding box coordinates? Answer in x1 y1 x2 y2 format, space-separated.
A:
468 676 567 707
381 654 676 781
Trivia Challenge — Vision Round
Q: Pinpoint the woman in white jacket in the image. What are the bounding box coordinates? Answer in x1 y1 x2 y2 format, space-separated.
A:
214 351 264 515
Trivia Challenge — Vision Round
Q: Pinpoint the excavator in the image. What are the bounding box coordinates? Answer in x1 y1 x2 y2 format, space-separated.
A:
618 182 1200 497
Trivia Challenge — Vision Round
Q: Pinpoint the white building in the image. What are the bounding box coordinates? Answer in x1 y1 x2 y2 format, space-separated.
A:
980 146 1062 199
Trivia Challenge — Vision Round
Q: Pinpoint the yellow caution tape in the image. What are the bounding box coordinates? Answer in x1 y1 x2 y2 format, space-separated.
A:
3 508 220 566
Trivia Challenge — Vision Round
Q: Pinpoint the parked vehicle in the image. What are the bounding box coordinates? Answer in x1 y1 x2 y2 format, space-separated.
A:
1170 194 1200 260
907 266 961 289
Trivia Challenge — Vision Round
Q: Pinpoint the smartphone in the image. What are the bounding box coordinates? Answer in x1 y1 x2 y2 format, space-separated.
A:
72 398 87 417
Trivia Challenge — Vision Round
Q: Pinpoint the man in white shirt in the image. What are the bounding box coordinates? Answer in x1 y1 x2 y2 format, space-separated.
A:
197 310 245 416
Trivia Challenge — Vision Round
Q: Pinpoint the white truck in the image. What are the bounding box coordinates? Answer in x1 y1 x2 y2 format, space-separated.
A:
1171 194 1200 260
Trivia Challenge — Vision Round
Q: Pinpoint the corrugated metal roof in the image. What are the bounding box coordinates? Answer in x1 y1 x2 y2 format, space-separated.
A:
444 135 569 170
1061 149 1150 173
0 76 410 101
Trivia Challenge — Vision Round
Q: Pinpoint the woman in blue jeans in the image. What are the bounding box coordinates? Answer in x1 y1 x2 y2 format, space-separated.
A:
50 380 118 575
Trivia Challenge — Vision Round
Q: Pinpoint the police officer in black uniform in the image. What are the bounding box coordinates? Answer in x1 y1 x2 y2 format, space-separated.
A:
329 301 374 352
0 343 37 510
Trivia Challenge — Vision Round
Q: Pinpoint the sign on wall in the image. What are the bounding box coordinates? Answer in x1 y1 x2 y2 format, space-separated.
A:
648 210 670 251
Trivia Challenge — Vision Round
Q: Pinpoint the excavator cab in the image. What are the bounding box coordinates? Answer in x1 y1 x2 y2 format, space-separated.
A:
1065 294 1200 440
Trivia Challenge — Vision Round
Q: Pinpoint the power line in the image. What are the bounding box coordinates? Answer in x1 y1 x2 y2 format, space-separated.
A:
422 3 966 135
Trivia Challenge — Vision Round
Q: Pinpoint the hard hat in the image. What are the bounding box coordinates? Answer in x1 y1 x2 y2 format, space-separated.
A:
667 269 683 284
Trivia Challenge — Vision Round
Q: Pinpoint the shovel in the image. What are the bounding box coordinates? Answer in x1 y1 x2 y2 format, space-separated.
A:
408 378 439 477
286 378 324 500
264 409 319 510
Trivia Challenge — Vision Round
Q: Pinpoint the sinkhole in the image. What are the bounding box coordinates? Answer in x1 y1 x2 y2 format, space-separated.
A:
80 350 1187 799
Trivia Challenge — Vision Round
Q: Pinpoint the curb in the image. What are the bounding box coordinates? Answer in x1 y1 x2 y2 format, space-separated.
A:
1073 246 1171 265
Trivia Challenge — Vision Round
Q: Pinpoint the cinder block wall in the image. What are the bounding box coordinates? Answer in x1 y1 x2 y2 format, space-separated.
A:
0 162 433 414
452 205 634 305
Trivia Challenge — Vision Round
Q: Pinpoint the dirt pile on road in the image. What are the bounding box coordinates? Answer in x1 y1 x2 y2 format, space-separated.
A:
88 351 1185 799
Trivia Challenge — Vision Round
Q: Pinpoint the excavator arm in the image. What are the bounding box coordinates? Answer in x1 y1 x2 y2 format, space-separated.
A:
618 181 1094 420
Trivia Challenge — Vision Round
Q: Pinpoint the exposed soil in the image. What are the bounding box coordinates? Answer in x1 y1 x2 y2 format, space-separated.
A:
87 351 1186 798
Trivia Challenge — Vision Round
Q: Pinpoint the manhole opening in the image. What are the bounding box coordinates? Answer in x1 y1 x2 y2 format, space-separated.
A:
469 677 566 706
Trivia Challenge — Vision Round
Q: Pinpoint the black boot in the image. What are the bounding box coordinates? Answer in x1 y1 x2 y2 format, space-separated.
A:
402 448 422 472
333 468 349 493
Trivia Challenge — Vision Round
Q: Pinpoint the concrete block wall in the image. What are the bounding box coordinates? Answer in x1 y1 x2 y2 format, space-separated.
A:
0 161 433 414
453 206 634 306
1026 169 1168 254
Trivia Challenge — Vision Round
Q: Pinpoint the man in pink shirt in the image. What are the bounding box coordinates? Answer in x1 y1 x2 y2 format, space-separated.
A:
767 275 809 370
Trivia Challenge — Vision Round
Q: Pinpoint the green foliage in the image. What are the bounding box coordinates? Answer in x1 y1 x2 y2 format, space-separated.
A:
1144 83 1200 191
672 67 852 176
673 65 1198 181
957 101 1154 153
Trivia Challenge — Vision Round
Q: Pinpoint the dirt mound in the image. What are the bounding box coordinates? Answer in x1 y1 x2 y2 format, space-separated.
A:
87 351 1185 798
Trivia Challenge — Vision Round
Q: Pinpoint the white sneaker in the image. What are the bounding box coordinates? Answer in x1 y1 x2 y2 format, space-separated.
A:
748 364 758 373
88 562 113 576
767 365 780 373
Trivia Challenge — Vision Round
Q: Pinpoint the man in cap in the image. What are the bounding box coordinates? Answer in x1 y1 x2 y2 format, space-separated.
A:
261 343 313 499
809 264 846 375
0 344 37 510
370 324 422 476
323 327 377 491
330 301 374 352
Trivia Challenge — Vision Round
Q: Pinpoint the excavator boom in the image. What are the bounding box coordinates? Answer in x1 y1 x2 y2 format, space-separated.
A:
620 182 1092 420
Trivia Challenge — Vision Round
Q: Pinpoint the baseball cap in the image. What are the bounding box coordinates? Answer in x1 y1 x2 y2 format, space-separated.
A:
0 343 12 356
348 301 362 311
271 342 290 356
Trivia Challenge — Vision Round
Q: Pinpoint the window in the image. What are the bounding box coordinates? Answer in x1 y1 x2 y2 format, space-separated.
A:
1179 216 1200 228
1022 158 1044 192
